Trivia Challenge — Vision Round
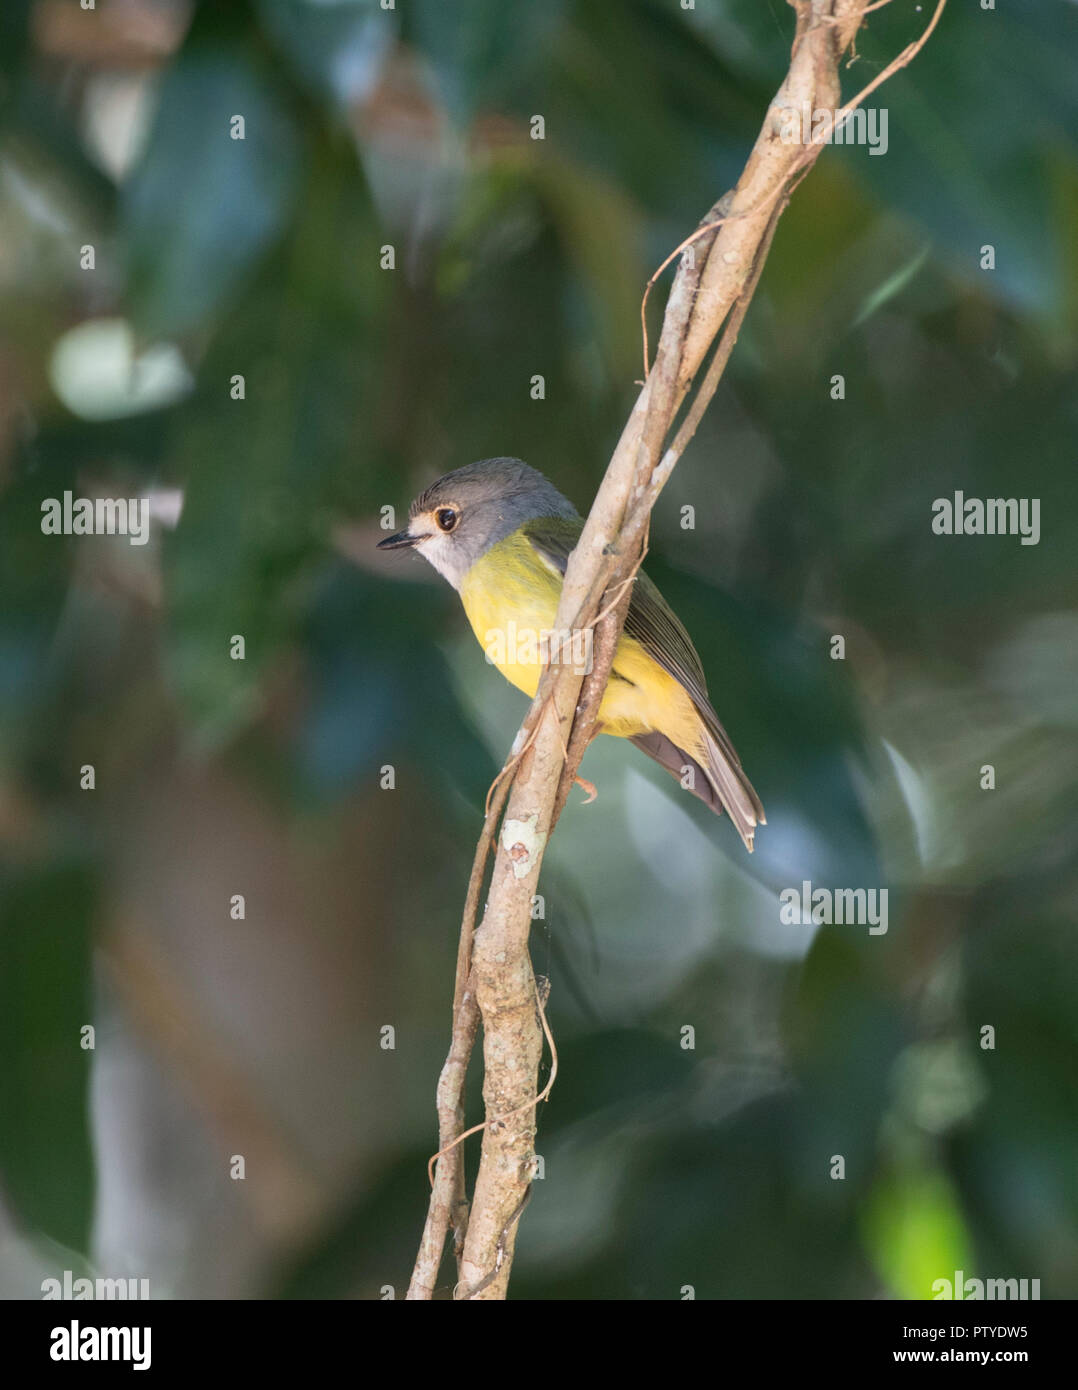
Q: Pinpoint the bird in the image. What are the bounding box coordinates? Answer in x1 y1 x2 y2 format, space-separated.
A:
377 457 765 851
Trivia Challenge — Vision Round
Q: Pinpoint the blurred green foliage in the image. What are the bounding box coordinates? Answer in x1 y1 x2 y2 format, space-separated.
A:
1 0 1076 1298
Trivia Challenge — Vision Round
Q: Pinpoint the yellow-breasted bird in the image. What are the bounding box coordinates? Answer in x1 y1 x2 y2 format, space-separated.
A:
377 457 765 851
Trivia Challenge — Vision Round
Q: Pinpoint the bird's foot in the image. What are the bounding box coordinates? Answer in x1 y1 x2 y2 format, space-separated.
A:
574 774 598 804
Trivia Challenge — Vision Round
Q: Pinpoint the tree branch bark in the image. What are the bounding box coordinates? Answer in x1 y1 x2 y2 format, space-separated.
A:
408 0 945 1301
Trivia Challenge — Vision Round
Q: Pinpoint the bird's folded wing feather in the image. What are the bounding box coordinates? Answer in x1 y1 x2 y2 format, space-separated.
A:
522 517 746 770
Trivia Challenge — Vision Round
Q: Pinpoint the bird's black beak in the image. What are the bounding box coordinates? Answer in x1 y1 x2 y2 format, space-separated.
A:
377 528 419 551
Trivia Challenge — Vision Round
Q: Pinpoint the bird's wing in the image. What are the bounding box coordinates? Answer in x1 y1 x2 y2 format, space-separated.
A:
521 516 743 760
523 515 764 842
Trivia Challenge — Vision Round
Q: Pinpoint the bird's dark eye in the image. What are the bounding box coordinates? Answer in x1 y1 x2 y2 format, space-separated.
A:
436 507 459 532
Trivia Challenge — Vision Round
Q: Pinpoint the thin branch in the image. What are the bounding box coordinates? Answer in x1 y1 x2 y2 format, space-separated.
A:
425 977 558 1191
405 776 506 1299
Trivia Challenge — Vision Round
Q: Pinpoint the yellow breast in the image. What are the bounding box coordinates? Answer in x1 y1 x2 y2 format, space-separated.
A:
459 535 705 752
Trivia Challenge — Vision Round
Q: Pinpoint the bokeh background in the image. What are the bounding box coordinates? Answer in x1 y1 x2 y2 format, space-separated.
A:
1 0 1076 1300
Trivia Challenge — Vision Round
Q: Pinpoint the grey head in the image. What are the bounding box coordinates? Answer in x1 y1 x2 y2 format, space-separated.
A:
376 457 578 589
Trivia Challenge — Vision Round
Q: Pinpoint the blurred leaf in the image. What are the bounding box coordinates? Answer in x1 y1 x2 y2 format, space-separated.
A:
0 864 96 1252
122 41 303 338
843 1 1078 319
852 243 931 329
0 0 31 84
256 0 395 108
862 1161 973 1300
299 566 498 809
408 0 565 126
530 153 643 379
951 899 1078 1289
156 126 386 744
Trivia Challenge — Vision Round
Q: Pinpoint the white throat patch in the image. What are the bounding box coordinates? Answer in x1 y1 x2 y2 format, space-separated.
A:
415 531 468 590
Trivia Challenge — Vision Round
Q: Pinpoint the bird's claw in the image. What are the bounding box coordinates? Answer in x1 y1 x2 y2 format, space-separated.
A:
574 774 598 804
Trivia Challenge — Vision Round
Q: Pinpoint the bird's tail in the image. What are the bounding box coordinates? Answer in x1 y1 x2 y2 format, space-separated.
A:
700 727 766 853
629 725 765 853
